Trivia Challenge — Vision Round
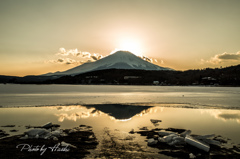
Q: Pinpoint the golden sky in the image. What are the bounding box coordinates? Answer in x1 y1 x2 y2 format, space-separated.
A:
0 0 240 76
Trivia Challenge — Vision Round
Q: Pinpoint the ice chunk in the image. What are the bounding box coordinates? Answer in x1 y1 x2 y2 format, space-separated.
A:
61 141 77 148
150 119 162 126
129 129 134 134
189 153 196 159
148 138 158 146
158 131 176 136
20 134 28 140
173 136 185 142
139 127 148 130
153 135 159 140
42 122 52 129
180 130 191 137
163 134 185 146
44 135 51 139
168 140 181 146
163 134 178 143
51 129 63 137
202 139 221 146
158 137 166 143
25 128 50 137
195 134 215 140
185 135 210 152
69 129 77 133
194 134 220 146
214 136 228 143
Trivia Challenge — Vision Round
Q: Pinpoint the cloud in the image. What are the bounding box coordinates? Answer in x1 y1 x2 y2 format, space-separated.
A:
138 55 163 64
91 53 103 61
46 48 106 65
149 58 164 65
48 47 164 66
201 51 240 64
217 51 240 60
57 48 79 56
57 48 103 61
200 109 240 123
141 55 153 63
57 58 64 63
81 52 91 58
50 106 107 122
47 58 81 65
218 113 240 120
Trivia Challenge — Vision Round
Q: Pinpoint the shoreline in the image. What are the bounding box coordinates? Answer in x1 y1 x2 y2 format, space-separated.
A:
1 102 240 110
1 83 240 87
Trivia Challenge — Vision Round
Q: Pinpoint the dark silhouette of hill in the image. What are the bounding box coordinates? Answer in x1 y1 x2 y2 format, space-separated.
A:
1 64 240 86
43 64 240 86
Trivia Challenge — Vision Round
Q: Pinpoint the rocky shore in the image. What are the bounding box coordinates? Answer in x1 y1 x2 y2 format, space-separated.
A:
0 124 98 159
135 127 240 159
1 122 240 159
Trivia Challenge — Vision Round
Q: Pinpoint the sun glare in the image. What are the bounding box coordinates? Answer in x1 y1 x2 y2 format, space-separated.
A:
118 38 143 56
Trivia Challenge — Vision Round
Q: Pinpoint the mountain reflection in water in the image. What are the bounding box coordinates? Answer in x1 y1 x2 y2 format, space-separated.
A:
54 104 153 122
85 104 153 120
1 104 240 143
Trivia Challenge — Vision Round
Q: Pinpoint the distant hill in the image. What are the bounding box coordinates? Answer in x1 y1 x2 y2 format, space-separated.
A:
0 75 56 84
43 64 240 86
0 75 20 83
1 64 239 86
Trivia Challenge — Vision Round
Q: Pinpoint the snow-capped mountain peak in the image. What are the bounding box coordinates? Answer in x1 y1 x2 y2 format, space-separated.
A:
45 51 172 76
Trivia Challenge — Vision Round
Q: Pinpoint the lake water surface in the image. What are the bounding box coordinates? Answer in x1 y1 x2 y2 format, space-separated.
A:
0 84 240 147
0 84 240 108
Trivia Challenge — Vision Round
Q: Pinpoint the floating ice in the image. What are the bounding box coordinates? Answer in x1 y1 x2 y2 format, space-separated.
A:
151 128 221 152
25 128 50 138
185 135 210 152
195 134 215 140
158 130 176 136
51 129 63 137
150 119 162 126
189 153 196 159
21 123 66 139
147 138 158 145
42 122 52 129
61 141 77 148
180 130 191 137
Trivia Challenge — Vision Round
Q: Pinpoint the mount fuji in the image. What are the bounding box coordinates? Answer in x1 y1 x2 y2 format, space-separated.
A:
45 51 173 76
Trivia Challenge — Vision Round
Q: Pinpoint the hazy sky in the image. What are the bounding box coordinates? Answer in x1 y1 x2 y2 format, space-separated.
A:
0 0 240 76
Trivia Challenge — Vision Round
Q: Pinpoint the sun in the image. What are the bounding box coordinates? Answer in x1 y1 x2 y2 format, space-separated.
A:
118 38 143 56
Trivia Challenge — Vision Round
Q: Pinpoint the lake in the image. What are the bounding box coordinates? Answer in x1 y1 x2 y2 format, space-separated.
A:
0 84 240 108
0 84 240 156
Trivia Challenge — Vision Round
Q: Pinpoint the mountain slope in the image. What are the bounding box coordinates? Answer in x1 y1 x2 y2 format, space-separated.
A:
45 51 172 76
